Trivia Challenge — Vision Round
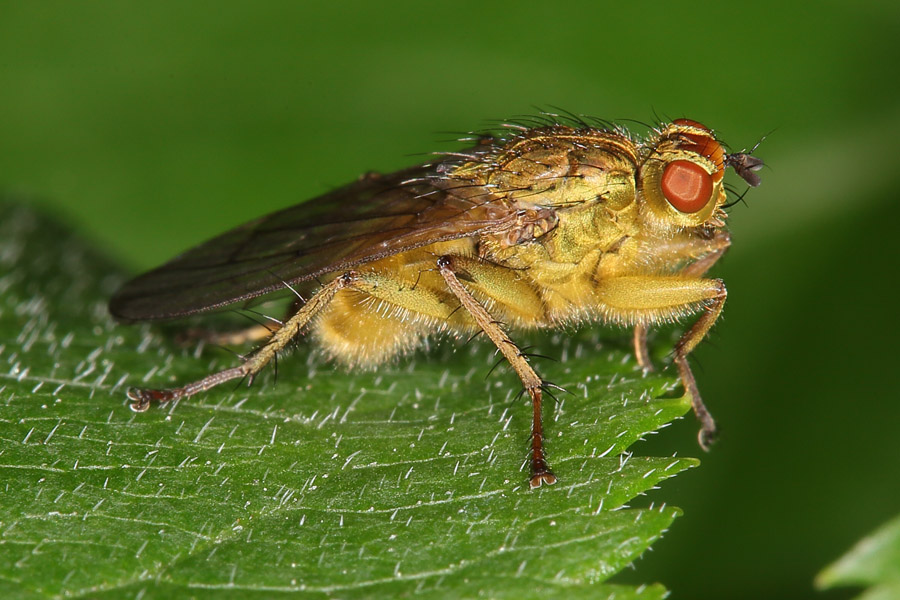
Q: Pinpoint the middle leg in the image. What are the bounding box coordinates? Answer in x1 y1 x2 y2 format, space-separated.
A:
437 255 556 488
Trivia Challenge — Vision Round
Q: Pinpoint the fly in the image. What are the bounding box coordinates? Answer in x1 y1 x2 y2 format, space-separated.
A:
110 116 763 488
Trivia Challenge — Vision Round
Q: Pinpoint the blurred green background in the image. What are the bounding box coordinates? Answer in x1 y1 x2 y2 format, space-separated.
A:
1 2 897 599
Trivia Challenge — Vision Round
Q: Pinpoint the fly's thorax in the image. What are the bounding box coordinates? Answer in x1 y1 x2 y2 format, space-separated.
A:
636 119 729 231
530 197 637 266
500 135 636 208
452 126 643 266
452 125 639 209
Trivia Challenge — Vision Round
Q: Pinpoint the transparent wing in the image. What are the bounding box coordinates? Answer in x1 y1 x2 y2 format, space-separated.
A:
110 161 512 321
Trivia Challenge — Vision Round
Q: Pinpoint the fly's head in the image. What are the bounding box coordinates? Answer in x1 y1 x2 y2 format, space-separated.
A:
638 119 763 234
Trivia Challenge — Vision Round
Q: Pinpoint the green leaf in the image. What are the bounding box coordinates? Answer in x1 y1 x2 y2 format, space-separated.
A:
817 513 900 600
0 201 696 599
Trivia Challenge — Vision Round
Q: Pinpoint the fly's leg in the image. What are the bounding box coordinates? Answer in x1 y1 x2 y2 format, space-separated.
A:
342 258 550 485
127 273 354 411
673 281 726 449
596 275 726 450
632 231 730 372
633 324 652 371
437 255 556 488
673 233 730 447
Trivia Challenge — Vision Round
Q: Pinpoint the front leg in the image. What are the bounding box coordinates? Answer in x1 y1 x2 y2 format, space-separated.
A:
633 230 731 370
672 281 726 449
596 275 726 449
437 256 556 488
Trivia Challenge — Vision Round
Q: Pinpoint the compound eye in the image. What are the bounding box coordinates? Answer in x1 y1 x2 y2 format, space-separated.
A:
661 160 713 213
672 118 710 131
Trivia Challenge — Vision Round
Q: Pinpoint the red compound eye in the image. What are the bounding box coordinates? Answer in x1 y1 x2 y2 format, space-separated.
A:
661 160 713 213
670 119 725 183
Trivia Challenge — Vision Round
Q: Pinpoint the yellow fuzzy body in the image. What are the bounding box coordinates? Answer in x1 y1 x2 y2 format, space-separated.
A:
313 123 730 367
115 118 759 483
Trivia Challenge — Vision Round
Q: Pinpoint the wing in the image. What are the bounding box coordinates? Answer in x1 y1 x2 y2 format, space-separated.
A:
109 160 515 321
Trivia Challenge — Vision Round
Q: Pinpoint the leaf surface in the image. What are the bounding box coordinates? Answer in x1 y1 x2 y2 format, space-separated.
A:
0 202 695 599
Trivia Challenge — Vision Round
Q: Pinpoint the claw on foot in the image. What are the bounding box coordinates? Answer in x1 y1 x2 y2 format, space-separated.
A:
127 387 178 412
698 425 718 451
530 470 557 488
529 457 557 488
